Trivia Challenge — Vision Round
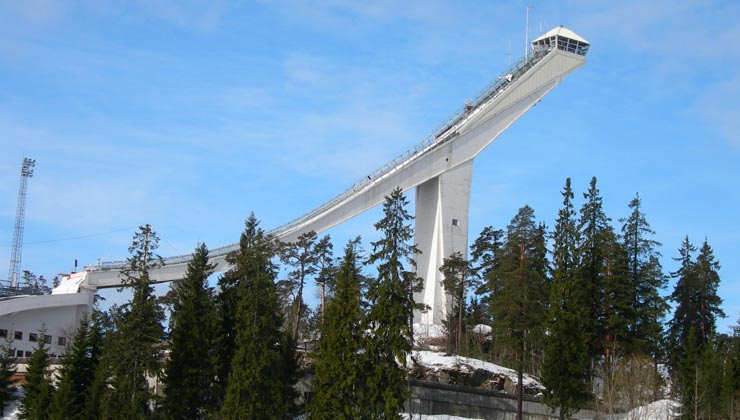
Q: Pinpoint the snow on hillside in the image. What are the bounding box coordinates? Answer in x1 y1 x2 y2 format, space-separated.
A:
1 392 20 420
409 350 544 391
618 399 680 420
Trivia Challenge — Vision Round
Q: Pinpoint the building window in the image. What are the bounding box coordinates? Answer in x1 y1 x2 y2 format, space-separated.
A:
16 350 24 358
25 351 32 358
0 329 7 338
29 333 38 342
14 331 22 341
44 335 52 344
451 218 459 226
57 337 67 346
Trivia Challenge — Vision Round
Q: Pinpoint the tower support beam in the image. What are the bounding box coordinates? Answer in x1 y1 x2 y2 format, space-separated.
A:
414 159 473 325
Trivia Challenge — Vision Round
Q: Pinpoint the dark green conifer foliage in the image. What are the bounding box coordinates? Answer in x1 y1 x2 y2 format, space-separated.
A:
600 228 631 365
314 235 334 323
722 319 740 418
213 268 239 408
469 226 504 325
162 243 217 419
668 237 726 419
280 231 319 340
440 252 471 355
309 237 367 420
19 327 54 420
620 194 668 358
575 177 615 362
82 329 109 420
49 314 102 420
220 214 298 420
0 335 17 416
364 188 420 419
543 178 591 419
104 224 165 419
492 205 549 420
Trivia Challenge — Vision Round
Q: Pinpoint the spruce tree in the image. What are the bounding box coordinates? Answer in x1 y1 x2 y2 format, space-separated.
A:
104 224 165 419
220 214 298 420
543 178 591 419
576 177 615 362
492 205 549 420
314 234 334 323
668 237 726 419
440 252 471 355
600 227 631 365
364 188 419 419
213 268 239 408
162 243 217 419
0 335 16 416
19 327 54 420
308 237 367 419
620 194 668 358
280 231 319 340
469 225 504 325
49 313 102 420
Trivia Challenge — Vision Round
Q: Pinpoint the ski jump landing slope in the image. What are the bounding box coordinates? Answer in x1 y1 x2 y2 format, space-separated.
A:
64 26 589 325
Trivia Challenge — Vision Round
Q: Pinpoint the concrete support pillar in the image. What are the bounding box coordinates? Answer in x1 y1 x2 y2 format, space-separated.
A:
414 159 473 326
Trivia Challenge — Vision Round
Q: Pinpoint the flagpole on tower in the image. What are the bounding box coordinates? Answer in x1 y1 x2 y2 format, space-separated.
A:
525 5 533 58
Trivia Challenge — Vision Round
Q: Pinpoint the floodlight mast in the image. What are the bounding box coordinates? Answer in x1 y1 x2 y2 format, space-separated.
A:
8 158 36 288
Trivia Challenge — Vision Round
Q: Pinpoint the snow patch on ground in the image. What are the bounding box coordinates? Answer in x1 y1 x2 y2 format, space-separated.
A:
471 324 492 335
409 350 544 391
1 388 21 420
620 399 680 420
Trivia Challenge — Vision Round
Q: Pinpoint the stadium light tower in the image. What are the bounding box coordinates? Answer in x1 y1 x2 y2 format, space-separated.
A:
8 157 35 288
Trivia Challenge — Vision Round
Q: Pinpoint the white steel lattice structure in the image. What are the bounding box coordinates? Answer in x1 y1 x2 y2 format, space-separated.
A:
8 157 35 288
56 26 590 326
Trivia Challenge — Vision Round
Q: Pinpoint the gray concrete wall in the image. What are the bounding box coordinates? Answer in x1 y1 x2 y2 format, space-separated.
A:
407 380 597 420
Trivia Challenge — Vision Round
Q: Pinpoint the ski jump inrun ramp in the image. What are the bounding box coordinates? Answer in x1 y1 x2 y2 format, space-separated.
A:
61 26 589 325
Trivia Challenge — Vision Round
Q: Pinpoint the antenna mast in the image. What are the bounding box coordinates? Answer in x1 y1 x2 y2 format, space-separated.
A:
8 157 35 288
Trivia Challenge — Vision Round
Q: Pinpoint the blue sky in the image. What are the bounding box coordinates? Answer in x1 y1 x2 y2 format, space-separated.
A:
1 0 738 332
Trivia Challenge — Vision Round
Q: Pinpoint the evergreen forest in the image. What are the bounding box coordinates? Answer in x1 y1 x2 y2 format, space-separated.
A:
3 179 739 420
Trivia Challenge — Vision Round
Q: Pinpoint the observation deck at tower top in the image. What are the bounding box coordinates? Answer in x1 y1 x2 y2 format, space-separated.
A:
64 25 589 291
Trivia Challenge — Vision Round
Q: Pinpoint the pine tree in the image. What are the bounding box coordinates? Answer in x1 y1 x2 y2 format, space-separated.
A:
308 237 367 419
492 205 549 420
220 214 298 420
0 335 17 417
600 228 631 367
314 234 334 323
721 319 740 419
469 225 505 325
213 268 239 408
49 313 103 420
668 237 726 419
621 194 668 358
668 236 699 369
364 188 419 419
280 231 319 340
543 178 591 419
440 252 471 355
104 224 165 419
19 327 54 420
576 177 618 362
162 243 218 419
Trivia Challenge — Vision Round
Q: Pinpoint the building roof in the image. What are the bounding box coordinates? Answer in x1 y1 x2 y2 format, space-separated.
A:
532 25 590 45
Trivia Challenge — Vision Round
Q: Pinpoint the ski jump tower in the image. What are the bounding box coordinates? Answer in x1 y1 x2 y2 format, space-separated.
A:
61 26 589 326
